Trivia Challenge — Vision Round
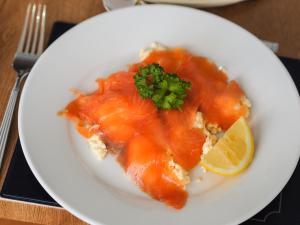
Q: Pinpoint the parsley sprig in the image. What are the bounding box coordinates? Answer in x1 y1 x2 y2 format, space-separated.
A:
134 63 191 110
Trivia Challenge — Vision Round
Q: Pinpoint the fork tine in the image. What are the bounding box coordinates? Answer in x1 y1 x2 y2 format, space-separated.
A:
17 3 32 52
24 3 36 53
30 4 42 54
37 4 46 55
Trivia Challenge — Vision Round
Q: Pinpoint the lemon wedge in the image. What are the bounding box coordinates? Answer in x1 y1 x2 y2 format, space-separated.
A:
200 117 254 176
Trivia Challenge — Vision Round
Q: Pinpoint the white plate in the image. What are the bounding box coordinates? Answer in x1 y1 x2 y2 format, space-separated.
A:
19 5 300 225
146 0 246 7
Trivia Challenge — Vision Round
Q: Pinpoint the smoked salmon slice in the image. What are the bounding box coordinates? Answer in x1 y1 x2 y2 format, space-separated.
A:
132 48 249 129
63 70 189 209
118 135 187 209
62 47 250 209
64 72 157 146
160 102 206 170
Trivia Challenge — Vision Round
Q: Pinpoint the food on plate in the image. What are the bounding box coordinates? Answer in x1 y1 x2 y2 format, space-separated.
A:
134 63 191 110
60 43 254 209
200 117 254 176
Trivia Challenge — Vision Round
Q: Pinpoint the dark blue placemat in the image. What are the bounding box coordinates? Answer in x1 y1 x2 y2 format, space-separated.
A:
1 22 299 224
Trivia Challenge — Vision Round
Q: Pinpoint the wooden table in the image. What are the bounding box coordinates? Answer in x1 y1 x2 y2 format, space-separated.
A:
0 0 299 224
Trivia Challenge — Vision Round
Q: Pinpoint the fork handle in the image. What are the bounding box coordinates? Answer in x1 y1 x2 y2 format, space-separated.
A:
0 76 21 169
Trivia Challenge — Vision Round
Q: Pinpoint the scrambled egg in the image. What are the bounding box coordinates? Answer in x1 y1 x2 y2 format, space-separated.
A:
234 96 252 117
139 42 167 61
168 160 190 186
193 112 220 159
88 135 108 160
193 111 205 129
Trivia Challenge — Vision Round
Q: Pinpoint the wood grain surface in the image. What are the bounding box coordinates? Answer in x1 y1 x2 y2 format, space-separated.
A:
0 0 299 224
0 218 37 225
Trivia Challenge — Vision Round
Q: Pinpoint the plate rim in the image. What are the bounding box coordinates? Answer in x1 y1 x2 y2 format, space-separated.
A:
145 0 246 7
18 4 300 225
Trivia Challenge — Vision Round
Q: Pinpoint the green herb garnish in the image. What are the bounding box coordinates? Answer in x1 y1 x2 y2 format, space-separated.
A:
134 63 191 110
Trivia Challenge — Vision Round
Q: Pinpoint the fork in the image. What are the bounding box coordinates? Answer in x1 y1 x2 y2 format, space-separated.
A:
0 3 46 169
